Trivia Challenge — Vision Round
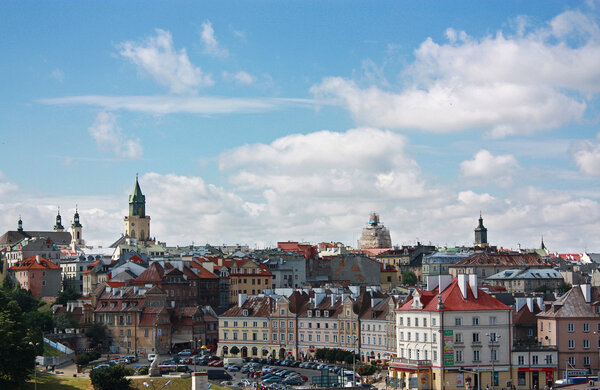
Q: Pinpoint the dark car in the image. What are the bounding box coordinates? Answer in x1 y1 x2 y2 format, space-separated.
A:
207 369 233 380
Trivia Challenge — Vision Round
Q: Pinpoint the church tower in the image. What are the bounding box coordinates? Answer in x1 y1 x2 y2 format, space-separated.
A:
17 216 23 232
69 206 85 248
474 212 488 247
53 208 64 232
124 175 151 243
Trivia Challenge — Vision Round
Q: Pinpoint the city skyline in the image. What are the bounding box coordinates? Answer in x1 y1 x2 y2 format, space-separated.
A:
2 1 600 251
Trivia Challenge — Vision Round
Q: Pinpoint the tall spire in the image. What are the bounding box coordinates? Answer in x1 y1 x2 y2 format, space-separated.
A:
72 205 82 228
474 212 488 246
541 235 546 250
54 207 64 231
17 215 23 232
129 175 146 217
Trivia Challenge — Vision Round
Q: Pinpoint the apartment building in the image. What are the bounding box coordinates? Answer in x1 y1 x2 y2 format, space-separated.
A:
390 274 512 390
9 255 62 298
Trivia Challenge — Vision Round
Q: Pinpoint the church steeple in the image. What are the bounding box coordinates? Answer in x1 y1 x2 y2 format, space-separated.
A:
54 207 64 231
72 206 82 228
541 235 546 250
129 174 146 217
17 215 23 232
474 211 488 247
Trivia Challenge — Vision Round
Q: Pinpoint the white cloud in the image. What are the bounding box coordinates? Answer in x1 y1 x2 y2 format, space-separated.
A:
201 21 229 58
222 71 255 85
119 29 213 94
572 132 600 175
88 112 142 159
311 10 600 137
460 149 518 187
39 95 311 115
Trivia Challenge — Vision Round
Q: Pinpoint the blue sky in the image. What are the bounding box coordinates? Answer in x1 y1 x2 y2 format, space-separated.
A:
2 1 600 251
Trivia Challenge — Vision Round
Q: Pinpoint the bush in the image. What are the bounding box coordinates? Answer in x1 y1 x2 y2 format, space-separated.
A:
357 365 377 376
75 350 102 367
89 365 131 390
137 366 149 375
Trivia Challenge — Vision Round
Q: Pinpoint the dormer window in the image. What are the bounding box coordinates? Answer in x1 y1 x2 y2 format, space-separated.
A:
316 310 320 317
308 310 312 317
324 311 329 318
242 309 248 317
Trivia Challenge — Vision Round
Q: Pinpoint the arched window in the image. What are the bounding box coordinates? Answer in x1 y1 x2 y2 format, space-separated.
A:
140 230 145 240
131 229 136 238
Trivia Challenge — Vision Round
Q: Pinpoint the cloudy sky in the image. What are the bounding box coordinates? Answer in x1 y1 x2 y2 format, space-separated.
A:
2 1 600 252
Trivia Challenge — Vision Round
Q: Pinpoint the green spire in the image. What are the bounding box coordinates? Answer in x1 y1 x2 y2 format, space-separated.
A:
54 207 64 231
72 205 82 228
129 174 146 217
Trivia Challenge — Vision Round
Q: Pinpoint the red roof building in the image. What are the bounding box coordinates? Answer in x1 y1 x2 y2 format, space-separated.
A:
9 255 61 298
391 274 513 390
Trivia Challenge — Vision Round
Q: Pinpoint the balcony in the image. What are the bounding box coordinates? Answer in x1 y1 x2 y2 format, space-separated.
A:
391 358 432 367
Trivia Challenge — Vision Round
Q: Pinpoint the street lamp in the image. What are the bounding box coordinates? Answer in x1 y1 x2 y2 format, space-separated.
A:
29 341 39 390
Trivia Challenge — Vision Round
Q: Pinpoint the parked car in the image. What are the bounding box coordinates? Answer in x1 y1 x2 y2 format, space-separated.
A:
262 376 282 383
207 369 233 380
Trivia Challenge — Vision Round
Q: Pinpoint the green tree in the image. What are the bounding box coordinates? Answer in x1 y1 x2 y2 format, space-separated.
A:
325 348 338 362
357 365 377 376
55 288 82 305
230 346 240 356
89 365 131 390
402 270 418 286
25 310 54 333
558 282 572 294
54 312 79 331
1 276 13 290
86 323 108 349
0 301 37 385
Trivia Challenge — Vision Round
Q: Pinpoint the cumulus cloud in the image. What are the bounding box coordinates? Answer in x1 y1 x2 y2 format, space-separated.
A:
119 29 213 94
222 71 255 85
572 132 600 175
88 112 142 159
201 21 229 58
311 10 600 137
460 149 519 187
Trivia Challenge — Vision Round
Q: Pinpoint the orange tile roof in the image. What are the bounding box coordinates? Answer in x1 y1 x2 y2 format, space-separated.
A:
9 255 60 270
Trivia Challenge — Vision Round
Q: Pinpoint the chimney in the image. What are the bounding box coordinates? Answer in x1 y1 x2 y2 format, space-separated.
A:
238 293 247 307
438 275 452 293
526 297 534 312
458 274 468 299
515 297 526 312
36 255 41 264
426 276 439 291
331 294 336 306
581 284 591 303
536 297 543 311
468 274 478 299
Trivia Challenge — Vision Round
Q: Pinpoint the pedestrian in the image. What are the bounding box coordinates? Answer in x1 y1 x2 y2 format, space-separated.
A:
486 386 490 390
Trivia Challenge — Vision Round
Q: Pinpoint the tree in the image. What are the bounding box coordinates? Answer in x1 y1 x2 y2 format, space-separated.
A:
54 312 79 332
55 288 82 305
86 323 108 349
558 282 572 294
89 365 131 390
402 270 418 286
325 348 338 363
230 346 240 356
0 301 37 386
1 276 13 290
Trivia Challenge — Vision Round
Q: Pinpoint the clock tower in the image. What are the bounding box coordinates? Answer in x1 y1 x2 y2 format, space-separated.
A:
124 175 151 243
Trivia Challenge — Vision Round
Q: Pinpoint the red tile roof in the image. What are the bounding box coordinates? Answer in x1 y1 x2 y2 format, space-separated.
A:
398 279 512 312
9 255 60 270
189 261 218 279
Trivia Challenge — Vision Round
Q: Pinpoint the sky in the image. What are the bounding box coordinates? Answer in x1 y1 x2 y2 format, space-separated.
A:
2 1 600 252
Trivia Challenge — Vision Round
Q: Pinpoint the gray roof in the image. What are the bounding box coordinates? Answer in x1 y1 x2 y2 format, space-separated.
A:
0 230 71 246
486 268 563 281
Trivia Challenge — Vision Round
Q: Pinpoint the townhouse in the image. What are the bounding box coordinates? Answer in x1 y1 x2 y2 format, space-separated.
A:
390 274 513 390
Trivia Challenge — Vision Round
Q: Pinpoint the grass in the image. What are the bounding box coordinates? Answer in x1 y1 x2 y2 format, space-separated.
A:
23 373 92 390
129 377 230 390
43 343 66 357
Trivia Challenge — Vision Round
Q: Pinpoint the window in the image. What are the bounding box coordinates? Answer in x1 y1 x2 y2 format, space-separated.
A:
518 356 524 366
399 317 404 325
399 332 404 341
568 340 575 349
473 350 480 362
433 333 437 343
568 323 574 332
407 318 411 326
568 357 575 366
472 333 480 343
455 317 462 326
545 355 553 364
456 350 463 362
472 317 479 326
584 339 590 349
289 321 293 328
527 329 533 337
455 333 463 343
584 323 590 332
415 318 419 327
263 333 268 341
488 332 498 342
273 333 277 341
433 350 437 362
584 356 591 366
223 321 229 327
242 309 248 316
243 321 248 327
243 333 247 341
532 355 538 365
233 332 238 340
489 316 497 325
432 318 436 326
273 321 277 328
300 334 304 341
